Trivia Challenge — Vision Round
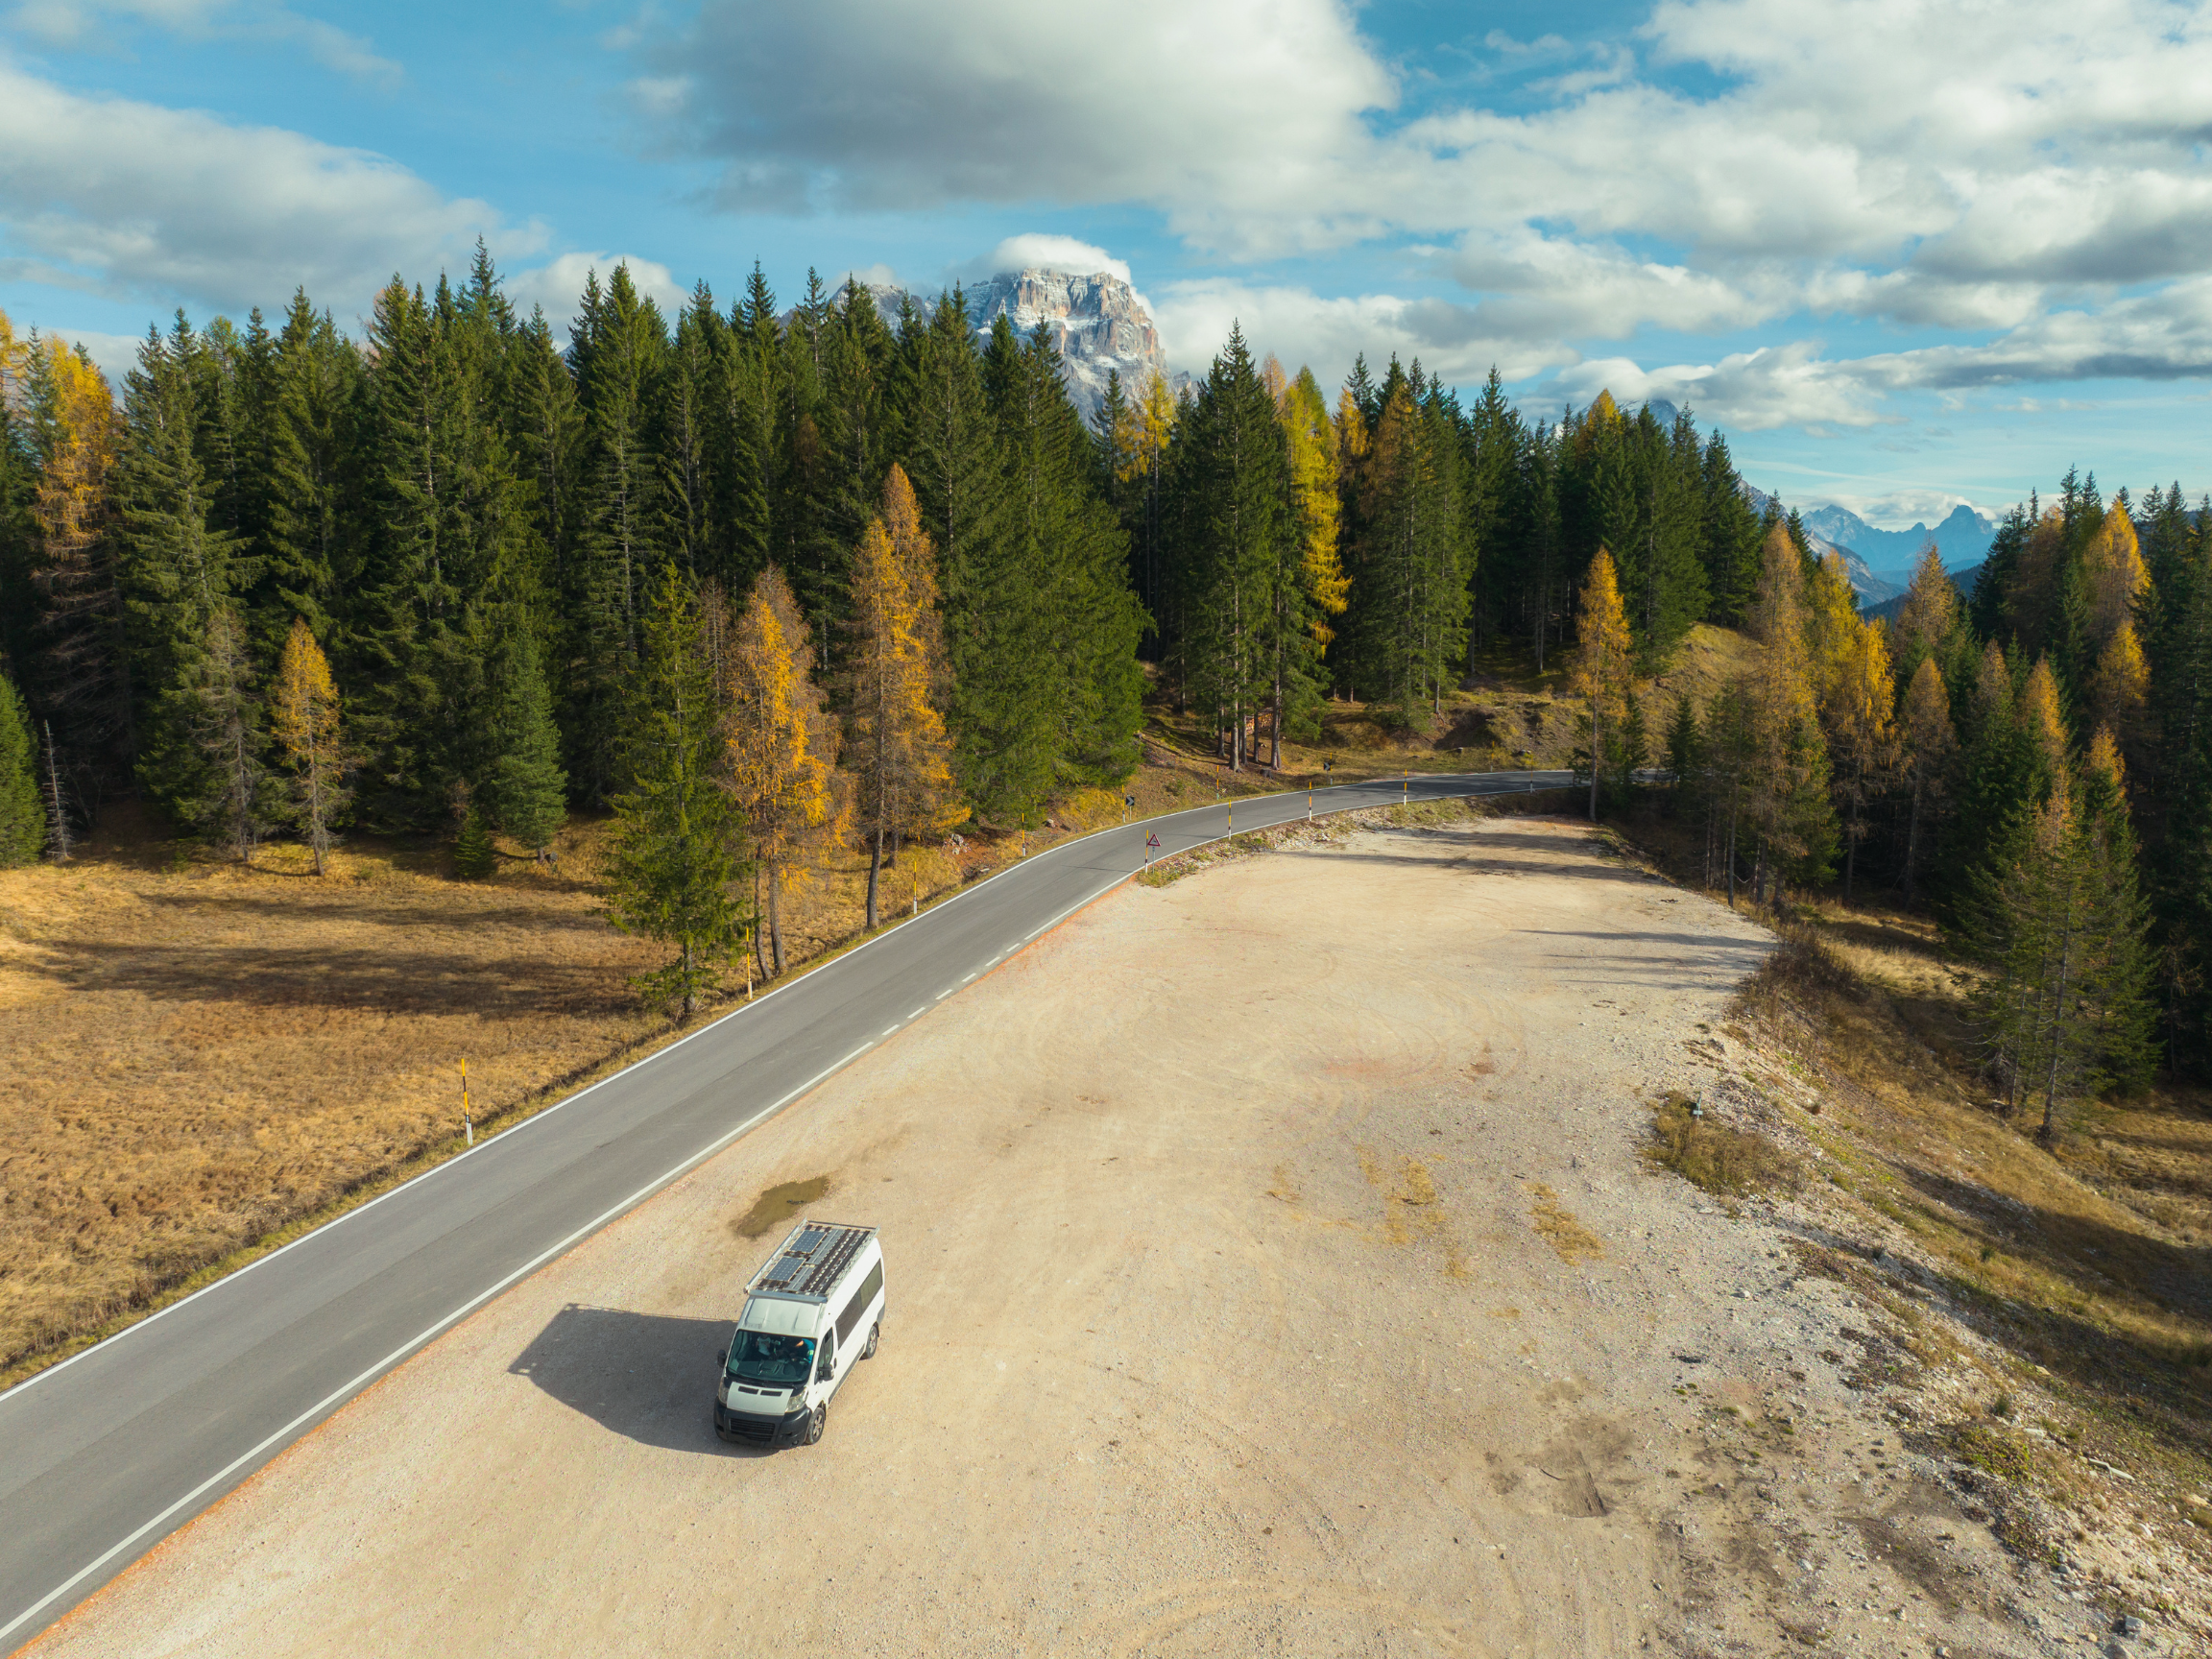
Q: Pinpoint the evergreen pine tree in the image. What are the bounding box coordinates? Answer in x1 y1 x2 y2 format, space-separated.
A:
180 607 276 862
255 291 358 653
566 265 668 803
0 669 43 865
118 318 246 819
1166 325 1286 767
453 804 496 878
478 612 566 853
605 564 748 1022
1698 430 1764 625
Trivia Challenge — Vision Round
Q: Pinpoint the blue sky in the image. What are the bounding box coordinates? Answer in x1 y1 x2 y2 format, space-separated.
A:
6 0 2212 532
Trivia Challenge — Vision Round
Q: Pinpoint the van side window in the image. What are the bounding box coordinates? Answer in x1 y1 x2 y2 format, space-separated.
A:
817 1330 836 1380
836 1262 883 1344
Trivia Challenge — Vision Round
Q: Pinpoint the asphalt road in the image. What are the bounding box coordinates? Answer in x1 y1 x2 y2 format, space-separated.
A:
0 768 1574 1650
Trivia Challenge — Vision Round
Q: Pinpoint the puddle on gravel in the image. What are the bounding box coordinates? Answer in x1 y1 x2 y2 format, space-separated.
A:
731 1174 835 1239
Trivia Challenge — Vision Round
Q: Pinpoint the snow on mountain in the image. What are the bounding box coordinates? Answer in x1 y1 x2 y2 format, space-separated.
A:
1800 503 1998 577
1738 483 1904 606
962 269 1186 421
803 268 1184 423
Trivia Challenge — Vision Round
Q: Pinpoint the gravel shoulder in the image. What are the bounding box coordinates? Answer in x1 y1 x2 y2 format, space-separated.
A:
23 816 2093 1658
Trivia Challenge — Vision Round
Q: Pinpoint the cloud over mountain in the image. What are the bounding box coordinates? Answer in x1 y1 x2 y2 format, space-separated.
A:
630 0 2212 430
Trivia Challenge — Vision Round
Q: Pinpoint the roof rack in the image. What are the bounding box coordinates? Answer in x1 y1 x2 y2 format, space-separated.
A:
747 1219 875 1302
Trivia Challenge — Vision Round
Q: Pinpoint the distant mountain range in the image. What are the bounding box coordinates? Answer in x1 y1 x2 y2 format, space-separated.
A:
1739 485 1902 604
1798 503 1998 577
1729 484 1999 609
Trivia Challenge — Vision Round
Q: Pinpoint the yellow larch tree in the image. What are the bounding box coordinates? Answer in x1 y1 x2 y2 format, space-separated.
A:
2022 655 2070 783
1803 548 1861 705
1899 657 1955 902
1569 547 1635 823
2091 619 2150 763
0 307 27 405
1739 520 1831 900
1890 543 1960 676
1970 637 2013 729
1278 368 1348 650
846 465 959 930
1825 615 1897 898
724 565 840 978
27 335 122 735
270 617 349 875
2086 723 2126 793
1259 353 1287 406
2080 501 2149 653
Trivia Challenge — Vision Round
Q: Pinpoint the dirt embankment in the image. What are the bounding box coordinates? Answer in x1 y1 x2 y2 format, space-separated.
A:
29 815 2173 1659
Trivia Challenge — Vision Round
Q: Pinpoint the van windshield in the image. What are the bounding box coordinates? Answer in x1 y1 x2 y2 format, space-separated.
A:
728 1331 814 1385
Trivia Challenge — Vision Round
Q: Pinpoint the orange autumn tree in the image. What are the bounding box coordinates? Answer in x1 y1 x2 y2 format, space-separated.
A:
1899 657 1956 903
24 330 123 744
724 565 839 978
1823 613 1897 899
847 465 960 929
1569 546 1635 823
271 617 349 875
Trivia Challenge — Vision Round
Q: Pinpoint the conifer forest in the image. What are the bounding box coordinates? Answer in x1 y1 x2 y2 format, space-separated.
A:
1 255 2209 1102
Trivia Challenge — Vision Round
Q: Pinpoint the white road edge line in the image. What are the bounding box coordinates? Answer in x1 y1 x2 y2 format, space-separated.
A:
0 1041 875 1648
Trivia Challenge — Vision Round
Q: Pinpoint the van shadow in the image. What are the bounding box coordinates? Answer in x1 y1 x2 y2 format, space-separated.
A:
510 1303 762 1457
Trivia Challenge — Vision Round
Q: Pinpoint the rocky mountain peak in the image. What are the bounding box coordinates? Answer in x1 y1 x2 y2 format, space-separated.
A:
802 266 1183 423
962 268 1182 421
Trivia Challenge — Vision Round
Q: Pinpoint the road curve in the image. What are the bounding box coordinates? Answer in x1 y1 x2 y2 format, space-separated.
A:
0 768 1573 1648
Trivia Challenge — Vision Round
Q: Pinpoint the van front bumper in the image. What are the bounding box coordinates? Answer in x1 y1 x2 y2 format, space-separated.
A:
714 1399 808 1446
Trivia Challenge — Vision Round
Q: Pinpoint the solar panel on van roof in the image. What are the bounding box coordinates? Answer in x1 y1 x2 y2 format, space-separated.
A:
748 1219 875 1301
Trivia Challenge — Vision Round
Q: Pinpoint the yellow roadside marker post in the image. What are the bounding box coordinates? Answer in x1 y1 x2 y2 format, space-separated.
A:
462 1058 471 1146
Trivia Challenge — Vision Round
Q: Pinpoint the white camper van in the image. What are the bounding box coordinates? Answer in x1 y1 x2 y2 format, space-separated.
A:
713 1218 884 1447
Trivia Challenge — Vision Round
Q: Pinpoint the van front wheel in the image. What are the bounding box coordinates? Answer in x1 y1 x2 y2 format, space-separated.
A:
805 1404 826 1446
863 1321 879 1359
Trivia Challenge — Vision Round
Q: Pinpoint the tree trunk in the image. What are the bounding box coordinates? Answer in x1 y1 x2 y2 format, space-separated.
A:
1844 775 1862 901
1588 698 1601 823
1724 776 1740 909
2038 895 2080 1146
1902 772 1923 904
681 938 697 1023
769 863 785 977
866 825 883 930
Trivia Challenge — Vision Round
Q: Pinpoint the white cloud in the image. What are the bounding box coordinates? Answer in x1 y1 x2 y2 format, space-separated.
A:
1553 343 1896 432
6 1 401 84
624 0 2212 427
505 252 687 333
0 59 533 319
20 325 146 393
953 235 1131 287
633 0 1393 251
1147 279 1572 386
